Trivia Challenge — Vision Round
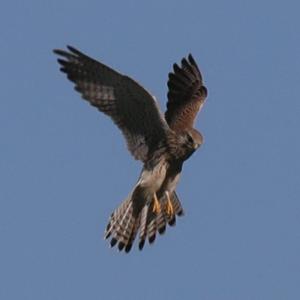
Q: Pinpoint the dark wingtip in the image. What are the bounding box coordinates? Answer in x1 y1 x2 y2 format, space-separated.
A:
67 45 78 53
53 45 83 58
53 48 67 56
181 57 189 67
188 53 202 78
57 58 67 66
188 54 198 68
173 63 180 73
188 53 194 62
67 45 86 57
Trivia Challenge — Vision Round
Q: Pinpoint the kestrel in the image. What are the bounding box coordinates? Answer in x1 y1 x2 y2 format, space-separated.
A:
54 46 207 252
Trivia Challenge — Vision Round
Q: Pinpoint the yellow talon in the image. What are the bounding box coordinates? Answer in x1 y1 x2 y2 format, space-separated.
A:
165 191 174 216
152 193 161 214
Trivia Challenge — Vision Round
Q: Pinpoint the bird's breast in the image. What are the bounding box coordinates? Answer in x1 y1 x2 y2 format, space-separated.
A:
137 160 168 193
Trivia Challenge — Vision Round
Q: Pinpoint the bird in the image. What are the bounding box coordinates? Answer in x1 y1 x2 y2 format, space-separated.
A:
53 46 207 252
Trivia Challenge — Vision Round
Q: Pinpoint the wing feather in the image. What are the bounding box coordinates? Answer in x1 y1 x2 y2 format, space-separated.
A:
165 54 207 132
54 46 169 162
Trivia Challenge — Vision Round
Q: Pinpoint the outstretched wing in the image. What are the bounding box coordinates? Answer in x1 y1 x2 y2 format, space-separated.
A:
165 54 207 132
54 46 169 162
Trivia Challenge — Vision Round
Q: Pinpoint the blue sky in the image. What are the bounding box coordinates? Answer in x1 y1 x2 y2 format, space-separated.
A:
1 0 300 299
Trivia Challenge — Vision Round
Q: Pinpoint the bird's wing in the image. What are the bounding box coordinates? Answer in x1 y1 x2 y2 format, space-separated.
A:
165 54 207 132
54 46 169 162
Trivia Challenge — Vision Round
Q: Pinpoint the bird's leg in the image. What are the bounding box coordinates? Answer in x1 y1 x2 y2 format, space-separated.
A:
152 193 161 214
165 191 174 216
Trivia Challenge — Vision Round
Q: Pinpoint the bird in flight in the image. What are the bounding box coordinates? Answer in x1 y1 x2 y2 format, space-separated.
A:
53 46 207 252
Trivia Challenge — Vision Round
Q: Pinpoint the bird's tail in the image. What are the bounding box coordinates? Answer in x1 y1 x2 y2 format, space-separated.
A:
138 191 184 250
104 188 184 253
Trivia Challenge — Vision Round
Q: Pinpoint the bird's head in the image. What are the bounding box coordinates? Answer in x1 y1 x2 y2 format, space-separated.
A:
184 128 203 151
172 128 203 161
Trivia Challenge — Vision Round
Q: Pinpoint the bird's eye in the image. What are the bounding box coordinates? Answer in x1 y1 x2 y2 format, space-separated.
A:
187 134 194 144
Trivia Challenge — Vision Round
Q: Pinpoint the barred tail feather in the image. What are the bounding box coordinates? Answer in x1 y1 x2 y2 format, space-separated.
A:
172 191 184 216
105 184 151 252
124 214 141 253
104 197 131 240
138 191 184 250
105 197 140 252
166 191 184 226
138 205 150 250
105 190 184 252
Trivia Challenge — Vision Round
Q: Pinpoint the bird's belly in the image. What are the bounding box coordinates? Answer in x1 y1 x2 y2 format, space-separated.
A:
137 160 168 193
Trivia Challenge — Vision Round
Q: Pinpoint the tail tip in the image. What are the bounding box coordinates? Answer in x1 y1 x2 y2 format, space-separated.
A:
118 242 125 251
139 240 145 250
148 234 156 244
158 225 166 235
125 243 133 253
110 238 118 248
168 216 176 226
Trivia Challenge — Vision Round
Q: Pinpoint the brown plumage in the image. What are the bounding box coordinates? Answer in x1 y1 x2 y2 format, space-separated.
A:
166 54 207 132
53 46 207 252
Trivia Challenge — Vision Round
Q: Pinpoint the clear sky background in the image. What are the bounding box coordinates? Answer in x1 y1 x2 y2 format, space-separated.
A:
1 0 300 299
